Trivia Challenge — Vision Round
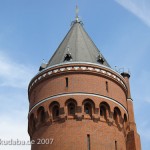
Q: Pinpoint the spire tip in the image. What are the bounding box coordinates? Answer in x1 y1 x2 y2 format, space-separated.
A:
75 5 79 22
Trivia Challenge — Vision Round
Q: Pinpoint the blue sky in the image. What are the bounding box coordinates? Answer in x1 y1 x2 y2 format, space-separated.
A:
0 0 149 149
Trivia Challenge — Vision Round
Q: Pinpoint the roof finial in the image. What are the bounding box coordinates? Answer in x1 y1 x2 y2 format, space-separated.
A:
75 4 79 22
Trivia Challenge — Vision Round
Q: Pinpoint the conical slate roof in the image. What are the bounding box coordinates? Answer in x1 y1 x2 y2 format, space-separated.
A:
46 20 110 68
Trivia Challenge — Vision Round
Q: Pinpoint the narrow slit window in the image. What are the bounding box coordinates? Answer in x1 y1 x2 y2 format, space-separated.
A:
106 81 108 92
87 134 90 150
66 77 68 87
115 141 117 150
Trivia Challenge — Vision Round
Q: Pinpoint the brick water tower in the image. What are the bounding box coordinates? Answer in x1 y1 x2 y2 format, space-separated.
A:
28 14 141 150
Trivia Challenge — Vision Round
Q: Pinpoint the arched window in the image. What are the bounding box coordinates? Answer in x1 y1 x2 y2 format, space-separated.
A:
37 106 45 124
85 104 90 114
113 107 121 125
68 103 75 115
49 101 60 120
84 103 92 117
83 99 95 119
100 102 110 120
65 99 77 118
52 105 59 120
100 106 106 117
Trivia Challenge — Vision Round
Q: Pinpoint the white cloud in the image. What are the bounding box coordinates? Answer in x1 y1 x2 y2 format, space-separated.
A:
115 0 150 27
0 51 36 88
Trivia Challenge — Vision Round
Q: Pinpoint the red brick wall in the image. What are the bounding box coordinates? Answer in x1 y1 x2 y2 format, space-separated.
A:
29 73 127 109
31 120 126 150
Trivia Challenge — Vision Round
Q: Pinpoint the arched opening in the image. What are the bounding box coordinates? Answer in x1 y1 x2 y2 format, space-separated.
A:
65 99 77 118
113 107 121 125
49 101 60 120
83 100 94 118
100 106 106 118
100 102 110 120
68 103 75 115
37 106 46 124
52 105 59 120
84 103 92 115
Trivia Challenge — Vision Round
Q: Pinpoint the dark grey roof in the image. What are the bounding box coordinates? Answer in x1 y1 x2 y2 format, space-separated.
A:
46 20 110 68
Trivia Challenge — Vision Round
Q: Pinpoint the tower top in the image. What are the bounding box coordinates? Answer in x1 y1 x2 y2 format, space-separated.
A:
40 8 110 70
46 21 110 68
